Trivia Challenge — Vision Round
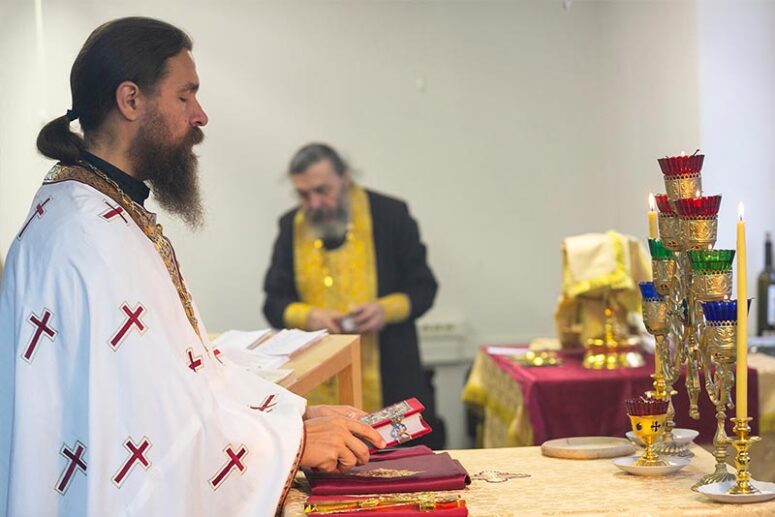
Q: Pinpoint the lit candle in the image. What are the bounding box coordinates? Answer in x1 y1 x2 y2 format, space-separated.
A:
648 193 658 239
736 202 748 419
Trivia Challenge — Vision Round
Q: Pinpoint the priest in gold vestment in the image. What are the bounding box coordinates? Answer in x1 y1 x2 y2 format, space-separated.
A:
263 143 444 448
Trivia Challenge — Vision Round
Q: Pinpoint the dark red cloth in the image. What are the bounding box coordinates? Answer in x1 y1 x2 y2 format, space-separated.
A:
305 495 467 516
369 445 434 462
484 346 759 444
306 452 470 495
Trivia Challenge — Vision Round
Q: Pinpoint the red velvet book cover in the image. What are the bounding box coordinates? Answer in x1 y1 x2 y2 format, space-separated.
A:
368 445 433 462
306 452 471 495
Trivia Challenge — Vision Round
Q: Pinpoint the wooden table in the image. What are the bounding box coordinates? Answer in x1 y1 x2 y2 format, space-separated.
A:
209 332 363 408
279 334 363 408
282 445 775 516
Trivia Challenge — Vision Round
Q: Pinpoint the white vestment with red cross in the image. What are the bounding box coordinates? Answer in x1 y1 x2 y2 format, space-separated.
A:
0 172 306 516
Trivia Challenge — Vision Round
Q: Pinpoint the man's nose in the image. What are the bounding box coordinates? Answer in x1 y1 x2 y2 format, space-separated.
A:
191 99 208 127
307 193 323 211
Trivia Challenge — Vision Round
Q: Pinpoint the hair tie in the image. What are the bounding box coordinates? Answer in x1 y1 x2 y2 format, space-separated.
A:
65 109 79 122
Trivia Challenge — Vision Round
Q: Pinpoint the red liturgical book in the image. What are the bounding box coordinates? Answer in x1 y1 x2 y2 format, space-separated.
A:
306 452 471 495
359 398 432 448
368 445 433 462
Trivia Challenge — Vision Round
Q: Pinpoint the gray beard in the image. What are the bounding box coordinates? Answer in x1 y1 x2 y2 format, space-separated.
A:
309 216 349 242
308 197 350 242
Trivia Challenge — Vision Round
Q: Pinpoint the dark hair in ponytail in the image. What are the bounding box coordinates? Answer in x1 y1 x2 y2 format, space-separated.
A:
36 114 85 164
36 17 192 163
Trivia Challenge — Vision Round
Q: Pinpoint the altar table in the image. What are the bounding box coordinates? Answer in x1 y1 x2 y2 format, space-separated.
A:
461 346 775 447
282 445 775 516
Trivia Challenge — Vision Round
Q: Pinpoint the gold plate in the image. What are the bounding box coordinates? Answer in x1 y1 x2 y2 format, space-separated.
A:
511 350 562 367
541 436 636 460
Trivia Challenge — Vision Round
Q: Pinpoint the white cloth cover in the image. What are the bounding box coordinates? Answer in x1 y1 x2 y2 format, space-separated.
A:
0 172 305 516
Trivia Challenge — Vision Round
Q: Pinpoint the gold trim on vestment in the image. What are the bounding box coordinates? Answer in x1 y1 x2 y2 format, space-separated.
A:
284 301 313 330
290 183 383 410
44 162 202 340
274 424 306 516
378 293 411 324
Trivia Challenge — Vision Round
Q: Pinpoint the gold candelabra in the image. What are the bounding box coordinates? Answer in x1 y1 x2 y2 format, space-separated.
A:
642 153 743 489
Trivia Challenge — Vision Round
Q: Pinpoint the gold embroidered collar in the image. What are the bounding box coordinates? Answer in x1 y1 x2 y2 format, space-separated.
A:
44 162 201 339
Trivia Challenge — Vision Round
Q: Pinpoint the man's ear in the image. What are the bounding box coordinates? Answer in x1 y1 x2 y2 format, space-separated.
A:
115 81 143 121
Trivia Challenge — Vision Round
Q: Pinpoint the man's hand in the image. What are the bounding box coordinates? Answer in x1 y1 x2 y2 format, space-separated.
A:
307 308 344 333
304 404 366 420
350 302 386 334
301 416 386 473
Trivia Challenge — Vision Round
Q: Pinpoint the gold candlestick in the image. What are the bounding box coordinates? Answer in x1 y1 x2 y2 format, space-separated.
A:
641 294 691 457
726 417 761 495
692 320 736 490
691 265 735 490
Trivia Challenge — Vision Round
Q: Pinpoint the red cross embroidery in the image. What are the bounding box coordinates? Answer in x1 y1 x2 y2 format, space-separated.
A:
17 197 52 240
249 394 278 413
112 437 151 488
55 441 87 495
186 348 203 372
100 201 128 223
209 444 248 490
109 303 146 350
22 309 57 363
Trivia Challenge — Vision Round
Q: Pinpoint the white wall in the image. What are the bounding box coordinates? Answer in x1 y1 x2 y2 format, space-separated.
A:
697 0 775 323
1 0 703 353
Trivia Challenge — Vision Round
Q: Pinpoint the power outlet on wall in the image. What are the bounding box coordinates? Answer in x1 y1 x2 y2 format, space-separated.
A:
418 320 463 338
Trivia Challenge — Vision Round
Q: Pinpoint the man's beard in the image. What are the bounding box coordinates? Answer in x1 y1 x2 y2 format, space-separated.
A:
129 111 205 229
307 188 350 242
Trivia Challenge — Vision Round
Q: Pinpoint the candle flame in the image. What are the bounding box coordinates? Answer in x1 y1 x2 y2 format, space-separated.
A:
681 151 686 157
648 193 656 212
738 202 745 220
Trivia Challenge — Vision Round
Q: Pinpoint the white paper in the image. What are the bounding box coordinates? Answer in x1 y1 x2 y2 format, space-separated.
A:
258 329 328 356
218 347 289 370
212 329 273 351
252 369 294 384
486 346 529 356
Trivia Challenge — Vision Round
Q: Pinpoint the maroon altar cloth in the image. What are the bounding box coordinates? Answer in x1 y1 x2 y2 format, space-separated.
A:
485 346 759 444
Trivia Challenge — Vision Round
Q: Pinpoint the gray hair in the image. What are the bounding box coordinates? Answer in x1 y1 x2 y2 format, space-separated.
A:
288 143 349 176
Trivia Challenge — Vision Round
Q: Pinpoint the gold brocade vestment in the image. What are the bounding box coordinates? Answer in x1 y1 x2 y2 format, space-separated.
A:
286 184 384 411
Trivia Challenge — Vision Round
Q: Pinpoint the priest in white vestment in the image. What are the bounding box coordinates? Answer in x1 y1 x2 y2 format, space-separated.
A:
0 17 383 517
